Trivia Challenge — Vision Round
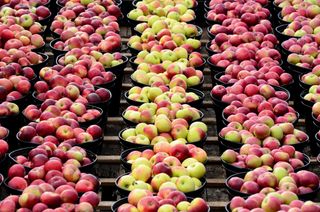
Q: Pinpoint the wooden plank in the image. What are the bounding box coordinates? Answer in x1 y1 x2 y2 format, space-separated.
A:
97 201 228 211
100 178 225 187
96 155 318 165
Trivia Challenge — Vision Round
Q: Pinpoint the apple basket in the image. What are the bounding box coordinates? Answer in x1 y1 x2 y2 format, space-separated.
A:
206 56 228 73
3 173 101 196
129 56 206 72
23 52 49 75
132 25 203 41
8 147 98 173
130 75 205 91
111 196 210 212
16 130 103 154
276 12 291 26
221 110 300 128
118 128 207 150
212 72 295 93
22 104 104 128
279 42 293 59
121 108 204 127
274 24 301 43
299 73 315 91
217 132 309 153
221 153 311 177
124 88 205 109
225 172 320 201
49 38 68 61
115 172 207 198
119 146 151 172
205 41 218 56
204 13 222 27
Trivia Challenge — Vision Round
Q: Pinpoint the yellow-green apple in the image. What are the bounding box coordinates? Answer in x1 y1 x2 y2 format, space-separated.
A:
132 165 152 182
155 115 172 133
186 162 205 178
128 189 153 206
132 158 152 170
118 175 136 190
151 173 171 191
171 166 189 177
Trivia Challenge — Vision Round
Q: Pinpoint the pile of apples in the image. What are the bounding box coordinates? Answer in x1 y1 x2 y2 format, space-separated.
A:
5 162 100 210
118 143 206 193
117 188 209 212
50 0 122 33
0 45 45 66
279 0 320 22
56 48 124 68
0 24 45 51
121 119 207 145
222 95 298 124
208 32 278 53
302 84 320 103
221 145 307 170
4 0 50 7
17 118 102 145
0 101 19 116
227 166 319 196
127 86 201 104
0 76 31 101
123 102 203 124
301 65 320 86
133 50 204 67
128 21 201 52
12 142 94 169
209 45 281 69
229 191 320 211
131 60 204 88
211 83 289 104
0 63 36 80
208 17 272 36
23 99 102 123
128 5 196 23
281 16 320 37
34 82 112 105
38 60 116 87
220 120 308 146
0 5 51 25
206 0 270 23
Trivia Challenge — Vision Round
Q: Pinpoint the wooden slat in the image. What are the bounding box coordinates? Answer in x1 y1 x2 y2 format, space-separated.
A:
98 201 228 211
100 178 225 187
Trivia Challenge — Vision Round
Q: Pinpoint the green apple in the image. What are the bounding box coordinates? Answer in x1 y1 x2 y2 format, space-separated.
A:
177 201 191 211
132 157 152 170
151 173 171 191
182 158 198 167
133 180 153 191
273 167 289 182
122 129 136 140
118 175 136 190
132 165 152 182
187 162 206 178
158 204 177 212
187 128 205 143
155 115 172 133
176 175 195 193
148 87 163 101
192 177 202 189
135 134 150 145
159 182 177 190
190 122 208 132
171 166 189 177
136 123 147 134
128 9 144 20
